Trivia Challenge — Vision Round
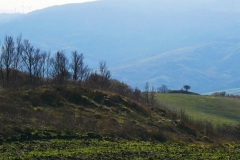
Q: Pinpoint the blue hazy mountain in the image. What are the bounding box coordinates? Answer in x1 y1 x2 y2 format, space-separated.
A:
0 0 240 93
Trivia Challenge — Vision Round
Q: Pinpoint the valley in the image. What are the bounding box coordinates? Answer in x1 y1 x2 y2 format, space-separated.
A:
1 0 240 159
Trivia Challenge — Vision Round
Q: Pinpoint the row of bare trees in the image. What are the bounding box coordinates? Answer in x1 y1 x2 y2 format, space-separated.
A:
0 35 144 101
0 35 111 89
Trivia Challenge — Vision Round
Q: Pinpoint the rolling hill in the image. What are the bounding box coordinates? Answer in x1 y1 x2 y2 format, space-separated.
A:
1 85 240 142
0 85 201 142
0 0 240 93
156 93 240 125
1 84 240 159
113 39 240 93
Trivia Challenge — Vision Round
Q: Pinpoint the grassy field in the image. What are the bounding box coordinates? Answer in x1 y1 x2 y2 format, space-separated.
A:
1 138 240 159
156 93 240 125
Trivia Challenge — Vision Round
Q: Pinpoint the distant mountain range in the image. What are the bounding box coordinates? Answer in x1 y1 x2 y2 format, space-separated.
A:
0 13 22 24
0 0 240 93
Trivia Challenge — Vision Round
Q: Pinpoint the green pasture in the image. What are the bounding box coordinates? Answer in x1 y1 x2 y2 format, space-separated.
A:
156 94 240 125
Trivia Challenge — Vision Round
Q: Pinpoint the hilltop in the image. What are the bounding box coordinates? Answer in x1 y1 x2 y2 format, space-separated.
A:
0 85 200 143
1 84 240 143
2 85 240 158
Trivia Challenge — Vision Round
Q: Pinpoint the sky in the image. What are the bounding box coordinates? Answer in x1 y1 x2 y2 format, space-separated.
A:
1 0 240 14
0 0 96 13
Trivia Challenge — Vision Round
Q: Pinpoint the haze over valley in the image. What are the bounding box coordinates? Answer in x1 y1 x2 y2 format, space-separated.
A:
1 0 240 93
2 1 240 158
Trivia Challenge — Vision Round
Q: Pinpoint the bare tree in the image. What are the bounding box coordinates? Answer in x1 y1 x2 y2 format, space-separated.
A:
99 61 111 90
21 39 35 83
149 86 155 105
144 82 149 104
14 35 22 71
158 84 168 93
70 51 90 84
45 51 51 81
51 51 70 84
1 35 15 85
40 51 47 79
12 35 23 86
32 48 41 79
32 49 47 84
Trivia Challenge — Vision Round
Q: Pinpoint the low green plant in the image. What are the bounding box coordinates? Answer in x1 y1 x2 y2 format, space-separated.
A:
2 139 240 159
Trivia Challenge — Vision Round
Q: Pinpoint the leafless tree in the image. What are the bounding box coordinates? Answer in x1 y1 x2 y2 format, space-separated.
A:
21 39 35 83
158 84 168 93
51 51 70 84
1 35 15 85
70 51 90 84
12 35 23 86
149 86 155 105
99 61 111 89
144 82 149 104
32 49 47 84
44 51 51 81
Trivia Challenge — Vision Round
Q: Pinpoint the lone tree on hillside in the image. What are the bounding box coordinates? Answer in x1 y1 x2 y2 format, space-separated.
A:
183 85 191 92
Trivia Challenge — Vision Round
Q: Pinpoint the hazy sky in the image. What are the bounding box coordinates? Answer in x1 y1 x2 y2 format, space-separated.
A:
0 0 96 13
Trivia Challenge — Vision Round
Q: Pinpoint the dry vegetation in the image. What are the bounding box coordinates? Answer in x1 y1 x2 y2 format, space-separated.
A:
0 85 171 142
1 35 240 158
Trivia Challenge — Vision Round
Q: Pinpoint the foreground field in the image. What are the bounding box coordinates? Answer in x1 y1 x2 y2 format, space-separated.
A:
1 139 240 159
156 93 240 125
1 87 240 159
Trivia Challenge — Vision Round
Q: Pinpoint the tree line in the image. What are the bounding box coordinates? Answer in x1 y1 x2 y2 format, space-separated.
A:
0 35 197 106
0 35 147 102
0 35 88 87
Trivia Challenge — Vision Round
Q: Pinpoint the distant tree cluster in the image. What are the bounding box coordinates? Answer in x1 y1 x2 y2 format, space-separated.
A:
0 35 143 101
143 82 156 105
212 91 226 97
212 91 240 99
0 35 91 87
157 84 169 93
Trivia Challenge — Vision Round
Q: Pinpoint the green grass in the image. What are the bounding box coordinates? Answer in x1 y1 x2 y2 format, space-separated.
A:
1 139 240 159
156 93 240 125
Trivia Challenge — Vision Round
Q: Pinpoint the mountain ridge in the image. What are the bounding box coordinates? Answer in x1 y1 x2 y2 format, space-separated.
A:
0 0 240 93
